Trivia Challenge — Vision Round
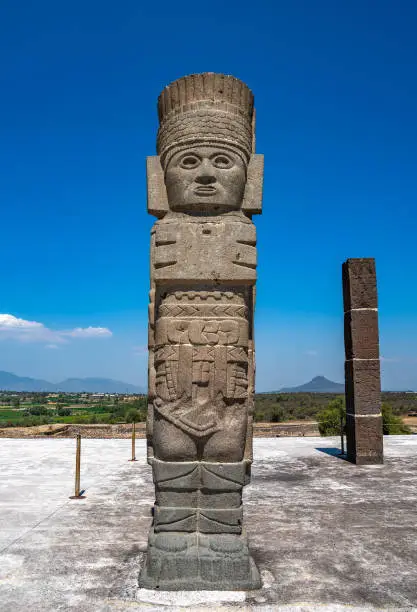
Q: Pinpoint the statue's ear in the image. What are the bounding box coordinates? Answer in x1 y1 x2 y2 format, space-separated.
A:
242 154 264 215
147 156 169 218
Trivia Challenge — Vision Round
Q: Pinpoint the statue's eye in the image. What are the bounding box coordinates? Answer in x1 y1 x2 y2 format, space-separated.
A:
180 155 200 169
212 154 233 169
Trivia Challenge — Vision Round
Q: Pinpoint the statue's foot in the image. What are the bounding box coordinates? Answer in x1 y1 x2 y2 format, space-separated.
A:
139 529 261 591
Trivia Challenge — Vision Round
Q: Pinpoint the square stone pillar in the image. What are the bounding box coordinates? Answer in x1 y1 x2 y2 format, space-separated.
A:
342 258 383 465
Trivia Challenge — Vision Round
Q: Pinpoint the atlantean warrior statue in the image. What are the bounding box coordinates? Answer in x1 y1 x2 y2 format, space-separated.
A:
140 73 263 590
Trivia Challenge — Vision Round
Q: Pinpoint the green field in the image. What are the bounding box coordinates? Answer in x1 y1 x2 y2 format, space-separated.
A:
0 392 416 429
0 409 111 427
0 396 146 428
0 410 23 421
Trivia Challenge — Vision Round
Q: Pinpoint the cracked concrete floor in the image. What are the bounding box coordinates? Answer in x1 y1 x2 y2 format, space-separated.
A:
0 436 416 611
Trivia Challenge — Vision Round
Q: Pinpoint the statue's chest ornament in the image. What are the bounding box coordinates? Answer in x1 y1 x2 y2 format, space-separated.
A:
154 290 249 436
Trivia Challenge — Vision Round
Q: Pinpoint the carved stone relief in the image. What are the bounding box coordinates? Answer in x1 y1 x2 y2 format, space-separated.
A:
139 73 262 590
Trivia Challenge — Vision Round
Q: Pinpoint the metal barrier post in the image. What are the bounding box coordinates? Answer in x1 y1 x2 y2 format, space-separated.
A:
128 422 138 462
70 434 86 499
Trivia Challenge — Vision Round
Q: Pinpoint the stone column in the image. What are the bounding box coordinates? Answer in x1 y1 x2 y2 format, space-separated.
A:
139 73 262 590
342 258 383 465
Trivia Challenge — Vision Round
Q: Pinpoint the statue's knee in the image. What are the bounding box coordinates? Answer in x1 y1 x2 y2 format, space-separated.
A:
153 417 196 461
203 431 245 462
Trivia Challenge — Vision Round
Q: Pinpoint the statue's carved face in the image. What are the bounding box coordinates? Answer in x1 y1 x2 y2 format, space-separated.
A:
165 146 246 213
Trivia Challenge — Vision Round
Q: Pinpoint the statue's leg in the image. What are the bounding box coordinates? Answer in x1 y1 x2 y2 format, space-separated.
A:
140 414 199 586
153 413 197 462
140 404 259 589
202 403 247 462
140 455 260 590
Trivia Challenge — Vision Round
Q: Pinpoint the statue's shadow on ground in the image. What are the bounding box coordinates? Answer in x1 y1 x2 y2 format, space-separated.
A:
315 447 349 461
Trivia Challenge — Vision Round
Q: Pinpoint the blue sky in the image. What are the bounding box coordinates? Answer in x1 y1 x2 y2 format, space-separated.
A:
1 0 416 390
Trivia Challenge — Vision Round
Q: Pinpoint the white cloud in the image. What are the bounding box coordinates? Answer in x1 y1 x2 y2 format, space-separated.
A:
0 314 112 345
0 314 43 329
304 349 318 357
0 314 63 343
65 326 112 338
380 356 400 363
45 344 59 349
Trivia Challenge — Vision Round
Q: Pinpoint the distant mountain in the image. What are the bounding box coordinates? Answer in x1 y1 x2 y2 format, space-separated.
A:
0 371 55 392
0 371 144 394
55 378 144 394
279 376 345 393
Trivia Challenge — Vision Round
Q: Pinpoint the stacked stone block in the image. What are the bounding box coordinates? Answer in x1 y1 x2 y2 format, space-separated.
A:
342 258 383 464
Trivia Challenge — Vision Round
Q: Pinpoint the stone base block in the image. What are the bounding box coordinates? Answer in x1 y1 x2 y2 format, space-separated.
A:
346 413 383 465
139 528 261 590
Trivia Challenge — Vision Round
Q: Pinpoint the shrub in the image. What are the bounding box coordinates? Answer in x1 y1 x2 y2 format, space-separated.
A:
57 407 71 417
39 415 52 425
382 404 411 435
109 403 126 419
271 405 285 423
125 409 146 423
29 406 49 416
128 398 147 411
318 398 345 436
97 414 111 424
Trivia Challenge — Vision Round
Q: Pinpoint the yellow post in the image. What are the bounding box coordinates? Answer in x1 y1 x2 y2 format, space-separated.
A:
75 434 81 495
70 434 86 499
129 422 138 462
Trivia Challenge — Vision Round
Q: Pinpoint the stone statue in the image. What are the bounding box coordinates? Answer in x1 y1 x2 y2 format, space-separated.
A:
139 73 263 590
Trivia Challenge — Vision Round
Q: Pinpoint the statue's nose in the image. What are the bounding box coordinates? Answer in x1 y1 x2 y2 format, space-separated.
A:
195 160 216 185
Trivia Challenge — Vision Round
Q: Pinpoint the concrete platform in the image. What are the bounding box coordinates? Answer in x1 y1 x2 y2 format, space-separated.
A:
0 436 416 611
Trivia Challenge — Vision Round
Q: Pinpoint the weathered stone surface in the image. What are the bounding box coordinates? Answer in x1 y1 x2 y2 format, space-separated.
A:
140 529 259 590
4 437 417 610
344 310 380 360
346 414 384 464
146 156 169 218
342 258 378 311
242 154 264 215
140 73 262 590
345 359 382 416
152 217 257 282
343 258 383 465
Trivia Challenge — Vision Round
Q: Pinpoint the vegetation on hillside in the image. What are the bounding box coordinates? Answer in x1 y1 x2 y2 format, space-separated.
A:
254 391 417 423
0 391 415 434
0 394 147 428
316 398 413 436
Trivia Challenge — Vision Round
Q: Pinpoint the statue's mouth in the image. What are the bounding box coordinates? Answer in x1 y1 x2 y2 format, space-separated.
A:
194 186 217 196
